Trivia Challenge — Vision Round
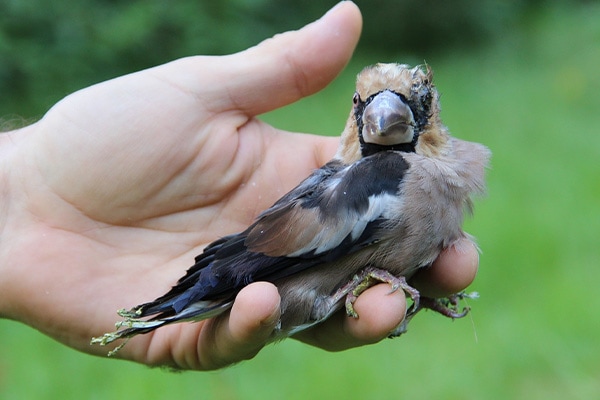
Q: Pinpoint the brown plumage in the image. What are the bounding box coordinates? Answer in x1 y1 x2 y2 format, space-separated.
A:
92 63 490 352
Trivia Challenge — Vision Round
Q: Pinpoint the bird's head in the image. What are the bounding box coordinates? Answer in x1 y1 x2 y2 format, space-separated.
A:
336 63 449 163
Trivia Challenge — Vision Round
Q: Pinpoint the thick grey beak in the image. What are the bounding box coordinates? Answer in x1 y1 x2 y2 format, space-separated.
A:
362 90 415 146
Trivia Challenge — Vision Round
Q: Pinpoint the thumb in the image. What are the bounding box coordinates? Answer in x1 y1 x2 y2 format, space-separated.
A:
158 2 362 118
228 1 362 116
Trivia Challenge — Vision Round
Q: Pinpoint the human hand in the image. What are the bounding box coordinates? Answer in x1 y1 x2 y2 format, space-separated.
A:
0 2 478 370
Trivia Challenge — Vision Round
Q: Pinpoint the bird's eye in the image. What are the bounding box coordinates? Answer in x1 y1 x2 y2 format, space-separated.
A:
352 92 360 105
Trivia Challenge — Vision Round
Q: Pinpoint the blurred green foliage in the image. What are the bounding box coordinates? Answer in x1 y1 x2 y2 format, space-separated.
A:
2 1 600 399
0 0 559 118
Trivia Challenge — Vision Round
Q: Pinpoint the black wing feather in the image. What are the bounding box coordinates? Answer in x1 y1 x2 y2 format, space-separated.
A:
135 151 408 319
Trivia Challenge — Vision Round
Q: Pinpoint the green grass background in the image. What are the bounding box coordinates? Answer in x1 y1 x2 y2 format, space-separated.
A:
1 4 599 399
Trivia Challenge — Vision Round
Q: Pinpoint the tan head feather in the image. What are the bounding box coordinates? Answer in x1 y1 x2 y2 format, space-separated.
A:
336 63 449 163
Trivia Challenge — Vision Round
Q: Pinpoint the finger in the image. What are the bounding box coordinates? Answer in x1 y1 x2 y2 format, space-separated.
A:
198 282 280 369
293 283 406 351
228 1 362 115
158 2 362 117
410 238 480 298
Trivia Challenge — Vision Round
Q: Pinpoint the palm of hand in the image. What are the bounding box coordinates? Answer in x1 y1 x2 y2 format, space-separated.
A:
5 58 336 368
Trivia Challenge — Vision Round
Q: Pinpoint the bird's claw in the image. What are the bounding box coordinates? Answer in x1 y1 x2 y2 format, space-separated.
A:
389 291 477 338
420 291 477 319
331 267 421 319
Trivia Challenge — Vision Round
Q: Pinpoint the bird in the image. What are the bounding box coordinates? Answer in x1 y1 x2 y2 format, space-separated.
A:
92 63 490 354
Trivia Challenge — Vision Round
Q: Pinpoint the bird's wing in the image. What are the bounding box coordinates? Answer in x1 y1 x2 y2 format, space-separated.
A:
134 151 410 319
245 152 409 258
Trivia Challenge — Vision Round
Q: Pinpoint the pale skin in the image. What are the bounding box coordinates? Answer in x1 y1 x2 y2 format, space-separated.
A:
0 2 478 370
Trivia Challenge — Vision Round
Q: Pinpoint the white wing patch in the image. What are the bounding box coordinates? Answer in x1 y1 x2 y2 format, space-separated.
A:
286 192 397 257
350 193 397 240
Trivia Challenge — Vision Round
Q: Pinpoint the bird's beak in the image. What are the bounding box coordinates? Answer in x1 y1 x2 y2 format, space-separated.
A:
362 90 415 146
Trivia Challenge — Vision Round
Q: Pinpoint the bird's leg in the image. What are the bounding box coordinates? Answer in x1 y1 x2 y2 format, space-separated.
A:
329 267 420 319
349 267 420 317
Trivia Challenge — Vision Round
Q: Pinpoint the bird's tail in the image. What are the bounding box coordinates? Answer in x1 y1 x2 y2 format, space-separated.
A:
90 300 233 356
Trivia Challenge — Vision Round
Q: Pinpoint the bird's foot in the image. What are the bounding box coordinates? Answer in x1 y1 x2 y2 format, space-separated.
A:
420 291 477 319
388 291 477 337
330 267 420 319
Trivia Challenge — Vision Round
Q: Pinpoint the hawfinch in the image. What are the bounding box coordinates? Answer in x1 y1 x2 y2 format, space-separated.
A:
93 63 490 352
